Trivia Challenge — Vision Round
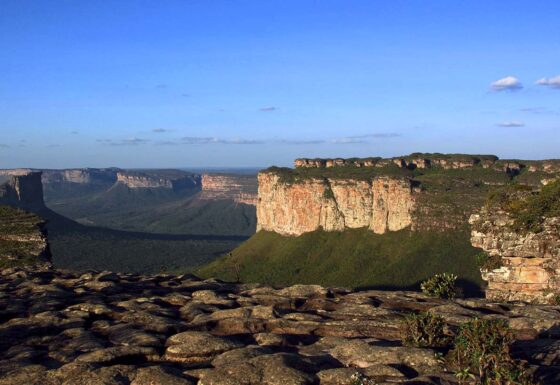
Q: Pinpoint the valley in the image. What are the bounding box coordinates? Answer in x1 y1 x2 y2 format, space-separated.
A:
0 168 258 274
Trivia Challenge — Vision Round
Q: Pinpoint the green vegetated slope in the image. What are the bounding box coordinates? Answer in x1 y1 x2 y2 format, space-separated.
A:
198 228 484 295
45 182 256 236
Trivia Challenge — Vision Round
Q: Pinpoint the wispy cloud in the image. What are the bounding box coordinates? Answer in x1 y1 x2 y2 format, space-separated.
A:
181 136 264 145
490 76 523 91
98 137 151 146
152 128 172 133
70 130 79 135
497 121 525 127
276 139 326 145
519 107 560 115
0 144 10 148
155 84 167 89
331 133 400 143
536 75 560 89
259 106 277 112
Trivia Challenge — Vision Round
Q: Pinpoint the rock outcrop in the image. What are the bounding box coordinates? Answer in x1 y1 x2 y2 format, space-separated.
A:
42 168 118 185
257 172 417 235
0 267 558 384
470 207 560 304
0 172 45 211
294 154 560 174
116 171 201 190
0 206 50 268
200 174 258 205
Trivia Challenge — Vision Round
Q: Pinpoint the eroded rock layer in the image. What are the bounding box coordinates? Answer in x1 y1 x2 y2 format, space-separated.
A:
0 267 558 385
257 172 416 235
295 154 560 174
470 209 560 304
200 174 258 205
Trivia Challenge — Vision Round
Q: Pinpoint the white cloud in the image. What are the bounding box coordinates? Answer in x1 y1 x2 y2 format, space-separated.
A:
536 75 560 89
490 76 523 91
498 121 525 127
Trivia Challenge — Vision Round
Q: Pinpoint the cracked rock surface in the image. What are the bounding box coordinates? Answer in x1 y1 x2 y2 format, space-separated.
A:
0 267 559 384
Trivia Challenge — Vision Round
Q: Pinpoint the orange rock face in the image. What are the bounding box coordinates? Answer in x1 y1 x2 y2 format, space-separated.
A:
470 209 560 303
200 174 258 205
256 172 416 236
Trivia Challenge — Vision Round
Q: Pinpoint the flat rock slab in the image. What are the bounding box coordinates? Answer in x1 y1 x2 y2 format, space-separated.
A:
0 267 559 385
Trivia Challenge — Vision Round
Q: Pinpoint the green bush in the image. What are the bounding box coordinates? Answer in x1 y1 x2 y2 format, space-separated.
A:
448 318 536 385
400 311 450 347
510 180 560 233
476 252 503 271
421 273 457 299
486 180 560 233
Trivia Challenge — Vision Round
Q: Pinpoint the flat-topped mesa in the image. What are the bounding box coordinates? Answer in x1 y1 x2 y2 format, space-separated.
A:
469 182 560 304
42 168 119 184
200 174 258 205
257 172 418 235
117 172 173 188
0 172 45 211
294 154 559 175
116 171 201 190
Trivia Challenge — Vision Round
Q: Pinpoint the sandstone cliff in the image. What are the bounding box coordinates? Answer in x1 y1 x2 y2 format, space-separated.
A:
257 172 417 235
200 174 258 205
470 185 560 304
0 172 45 211
116 171 200 190
42 168 118 184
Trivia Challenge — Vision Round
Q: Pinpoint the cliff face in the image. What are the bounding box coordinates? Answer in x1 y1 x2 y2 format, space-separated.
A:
200 174 258 205
257 172 416 235
294 154 560 175
42 168 118 184
117 172 174 188
0 206 50 267
116 171 200 190
0 172 45 210
470 207 560 304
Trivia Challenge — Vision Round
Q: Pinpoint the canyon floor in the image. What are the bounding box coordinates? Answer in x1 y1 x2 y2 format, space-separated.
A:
1 267 559 385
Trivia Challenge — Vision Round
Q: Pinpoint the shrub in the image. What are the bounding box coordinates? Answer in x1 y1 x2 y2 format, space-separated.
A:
421 273 457 299
486 180 560 233
351 372 376 385
448 318 536 385
476 252 503 271
400 311 450 347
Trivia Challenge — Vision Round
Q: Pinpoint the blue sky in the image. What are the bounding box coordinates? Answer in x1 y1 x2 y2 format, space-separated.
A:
0 0 559 168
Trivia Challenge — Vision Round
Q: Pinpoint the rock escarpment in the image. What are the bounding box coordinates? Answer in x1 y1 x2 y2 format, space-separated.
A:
0 172 45 211
0 206 50 268
0 267 558 385
257 172 417 235
42 168 118 185
116 171 201 190
295 154 560 175
201 174 258 205
470 208 560 304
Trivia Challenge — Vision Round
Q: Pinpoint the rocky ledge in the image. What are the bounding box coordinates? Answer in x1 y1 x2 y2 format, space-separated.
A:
1 268 559 385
